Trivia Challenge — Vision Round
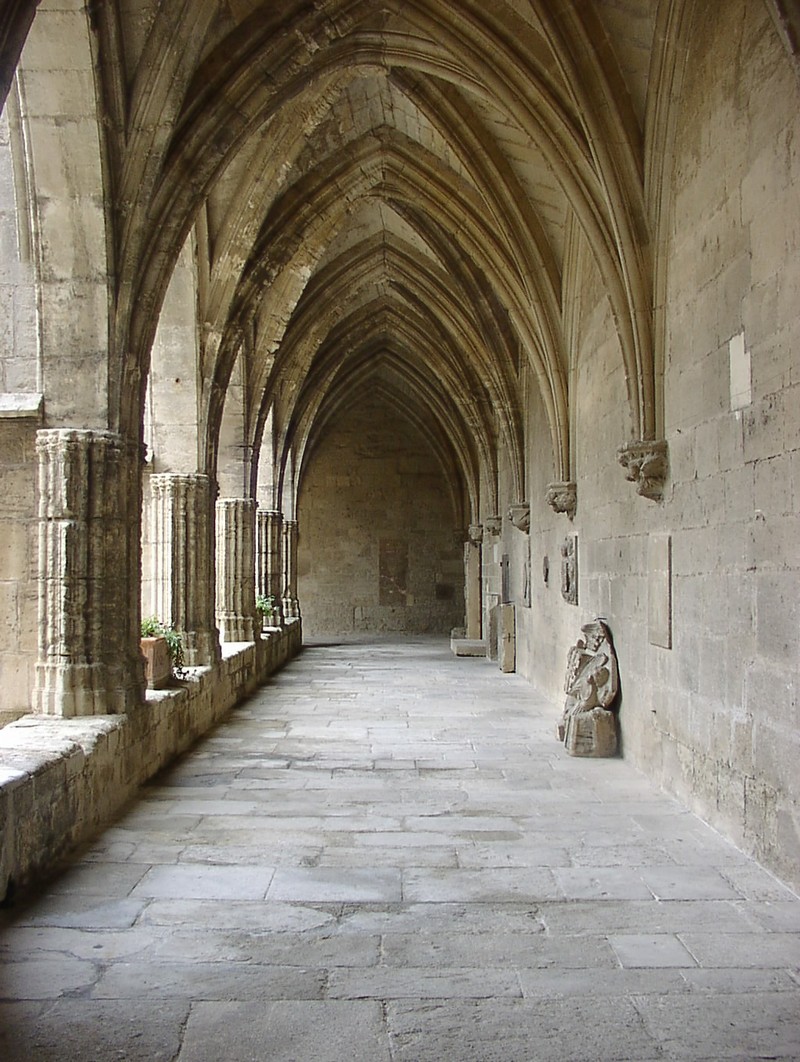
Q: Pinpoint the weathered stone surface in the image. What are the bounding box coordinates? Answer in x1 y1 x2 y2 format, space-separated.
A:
559 619 619 757
0 0 798 965
0 642 797 1061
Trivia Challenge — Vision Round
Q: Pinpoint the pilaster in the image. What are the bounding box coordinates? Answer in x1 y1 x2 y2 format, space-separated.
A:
34 429 144 716
216 498 257 642
256 509 285 625
150 474 220 665
282 518 300 620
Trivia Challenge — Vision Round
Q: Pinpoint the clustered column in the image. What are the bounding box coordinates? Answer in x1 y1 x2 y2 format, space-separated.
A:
150 473 220 665
215 497 257 642
256 509 284 626
35 428 144 717
281 518 300 620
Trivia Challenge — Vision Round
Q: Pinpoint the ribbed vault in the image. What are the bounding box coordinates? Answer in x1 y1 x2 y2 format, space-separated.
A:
13 0 787 510
75 0 673 506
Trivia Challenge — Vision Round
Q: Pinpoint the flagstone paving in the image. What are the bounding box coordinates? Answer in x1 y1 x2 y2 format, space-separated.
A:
1 638 799 1060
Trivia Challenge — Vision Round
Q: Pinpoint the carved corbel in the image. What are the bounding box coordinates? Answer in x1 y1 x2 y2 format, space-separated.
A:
617 440 668 501
467 523 484 545
484 515 502 536
507 502 530 534
546 482 577 520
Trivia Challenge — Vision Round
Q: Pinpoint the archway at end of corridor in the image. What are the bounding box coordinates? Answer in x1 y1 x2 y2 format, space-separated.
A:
297 384 466 641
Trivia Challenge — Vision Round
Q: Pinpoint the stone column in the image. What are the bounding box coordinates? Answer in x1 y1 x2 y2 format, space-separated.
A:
464 524 482 639
215 498 257 642
281 518 300 620
256 509 284 626
35 429 144 717
151 474 220 666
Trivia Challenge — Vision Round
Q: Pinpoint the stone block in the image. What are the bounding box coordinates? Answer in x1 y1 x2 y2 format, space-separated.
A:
564 708 618 758
450 637 486 658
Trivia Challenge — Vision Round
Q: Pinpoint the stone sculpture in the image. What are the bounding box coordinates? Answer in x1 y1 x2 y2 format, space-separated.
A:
557 619 619 757
546 481 577 520
508 502 530 533
617 440 668 501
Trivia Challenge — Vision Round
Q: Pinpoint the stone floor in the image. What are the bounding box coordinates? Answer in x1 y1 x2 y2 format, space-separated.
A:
1 638 799 1061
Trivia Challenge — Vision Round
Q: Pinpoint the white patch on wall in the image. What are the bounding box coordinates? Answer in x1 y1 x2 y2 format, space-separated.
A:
729 330 751 411
648 533 672 649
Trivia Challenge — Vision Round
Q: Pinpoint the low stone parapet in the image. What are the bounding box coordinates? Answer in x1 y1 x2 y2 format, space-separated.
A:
0 621 302 903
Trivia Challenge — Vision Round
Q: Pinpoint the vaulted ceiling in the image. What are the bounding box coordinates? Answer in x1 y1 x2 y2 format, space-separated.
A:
3 0 796 514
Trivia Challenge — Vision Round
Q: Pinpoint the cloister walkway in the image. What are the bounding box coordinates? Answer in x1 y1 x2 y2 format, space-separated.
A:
1 638 799 1061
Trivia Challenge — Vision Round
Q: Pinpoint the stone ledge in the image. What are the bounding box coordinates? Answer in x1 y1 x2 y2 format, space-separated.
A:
0 392 43 418
0 621 302 902
450 637 487 658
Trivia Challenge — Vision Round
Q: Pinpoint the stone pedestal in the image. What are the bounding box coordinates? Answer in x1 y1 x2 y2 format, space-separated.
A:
216 498 257 642
150 473 220 665
281 518 300 620
256 508 284 625
564 708 618 757
34 429 144 716
141 636 171 689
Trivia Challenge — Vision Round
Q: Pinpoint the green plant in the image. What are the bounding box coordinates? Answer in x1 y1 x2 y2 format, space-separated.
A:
140 616 187 678
256 594 276 621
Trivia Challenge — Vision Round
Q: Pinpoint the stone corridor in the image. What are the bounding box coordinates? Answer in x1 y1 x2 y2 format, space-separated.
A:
1 639 799 1061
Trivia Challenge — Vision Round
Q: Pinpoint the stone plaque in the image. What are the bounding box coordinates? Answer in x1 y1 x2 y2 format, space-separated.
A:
648 532 672 648
561 535 577 605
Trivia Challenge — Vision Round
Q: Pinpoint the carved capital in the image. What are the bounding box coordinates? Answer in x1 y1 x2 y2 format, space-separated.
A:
484 515 502 536
507 502 530 533
546 481 577 520
467 523 484 545
617 440 668 501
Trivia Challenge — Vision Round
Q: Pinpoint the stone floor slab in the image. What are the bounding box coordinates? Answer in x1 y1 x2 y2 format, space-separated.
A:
177 1001 391 1062
0 1000 189 1062
268 867 402 902
131 864 275 900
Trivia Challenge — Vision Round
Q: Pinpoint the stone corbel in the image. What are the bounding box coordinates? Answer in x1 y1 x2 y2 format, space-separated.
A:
617 440 668 501
467 523 484 545
484 515 502 536
507 502 530 534
546 482 577 520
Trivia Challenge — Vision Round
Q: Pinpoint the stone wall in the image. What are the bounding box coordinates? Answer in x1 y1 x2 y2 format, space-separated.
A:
515 1 800 888
0 419 38 722
298 392 465 638
0 623 301 899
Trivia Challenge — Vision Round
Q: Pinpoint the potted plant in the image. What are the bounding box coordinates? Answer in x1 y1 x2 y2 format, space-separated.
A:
256 594 278 628
141 616 187 687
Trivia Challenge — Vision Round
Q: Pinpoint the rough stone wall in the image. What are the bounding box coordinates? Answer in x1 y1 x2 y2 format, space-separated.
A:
297 393 464 637
0 421 37 719
655 0 800 882
0 106 38 394
516 1 800 887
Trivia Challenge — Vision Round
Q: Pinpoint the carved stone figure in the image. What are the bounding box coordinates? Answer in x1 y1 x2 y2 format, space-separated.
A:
546 481 577 520
560 535 577 605
558 619 619 757
507 502 530 533
617 440 668 501
467 523 484 545
484 515 502 536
